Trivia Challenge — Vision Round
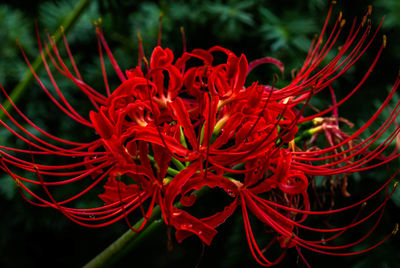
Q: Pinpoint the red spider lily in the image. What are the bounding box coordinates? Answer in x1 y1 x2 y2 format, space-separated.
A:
0 3 399 267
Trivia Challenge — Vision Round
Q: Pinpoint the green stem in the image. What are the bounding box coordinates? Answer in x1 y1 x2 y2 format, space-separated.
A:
83 206 162 268
0 0 90 119
83 187 210 267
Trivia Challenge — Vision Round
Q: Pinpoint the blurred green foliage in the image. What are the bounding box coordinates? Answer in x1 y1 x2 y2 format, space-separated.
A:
0 6 34 86
0 0 399 267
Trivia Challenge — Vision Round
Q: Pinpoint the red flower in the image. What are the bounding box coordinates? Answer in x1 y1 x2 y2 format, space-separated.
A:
0 3 399 267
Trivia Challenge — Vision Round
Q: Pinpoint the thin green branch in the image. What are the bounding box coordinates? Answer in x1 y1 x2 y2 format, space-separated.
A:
83 206 163 268
83 187 210 267
0 0 91 119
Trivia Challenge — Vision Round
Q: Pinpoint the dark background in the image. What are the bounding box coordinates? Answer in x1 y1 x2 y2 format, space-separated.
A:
0 0 399 267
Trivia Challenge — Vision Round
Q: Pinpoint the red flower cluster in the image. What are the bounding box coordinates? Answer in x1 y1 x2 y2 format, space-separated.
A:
0 4 399 266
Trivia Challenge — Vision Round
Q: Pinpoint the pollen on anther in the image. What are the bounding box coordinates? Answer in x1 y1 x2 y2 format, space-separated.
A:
137 32 143 43
368 5 372 16
142 56 149 67
393 223 399 235
362 16 367 27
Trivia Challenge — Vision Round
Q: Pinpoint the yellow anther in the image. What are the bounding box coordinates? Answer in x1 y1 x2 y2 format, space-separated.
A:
60 26 64 33
340 19 346 28
137 32 143 43
331 0 337 4
362 15 367 27
163 177 171 186
368 5 372 16
283 97 291 104
393 223 399 235
142 56 149 66
338 11 342 22
312 117 324 125
154 163 160 172
383 35 387 48
289 140 296 152
362 202 367 208
93 18 102 27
